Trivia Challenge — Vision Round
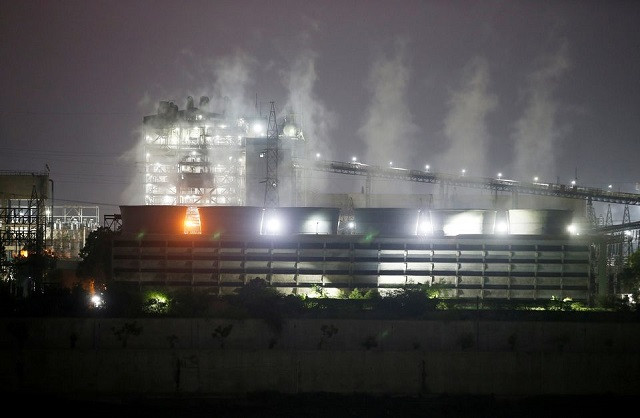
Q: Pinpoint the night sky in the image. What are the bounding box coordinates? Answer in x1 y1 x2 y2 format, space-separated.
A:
1 0 639 220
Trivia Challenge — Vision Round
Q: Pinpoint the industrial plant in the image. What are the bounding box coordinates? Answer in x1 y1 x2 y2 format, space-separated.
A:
0 96 638 304
103 97 640 305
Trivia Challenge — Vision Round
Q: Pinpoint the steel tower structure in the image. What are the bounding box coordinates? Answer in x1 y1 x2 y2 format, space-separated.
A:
143 97 247 206
263 101 280 208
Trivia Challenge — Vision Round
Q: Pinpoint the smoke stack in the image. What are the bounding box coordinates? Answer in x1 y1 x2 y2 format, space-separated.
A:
223 96 230 116
186 96 195 110
199 96 210 108
158 101 170 115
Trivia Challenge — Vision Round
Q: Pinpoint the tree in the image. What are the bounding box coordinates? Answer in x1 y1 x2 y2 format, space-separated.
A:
0 241 9 281
76 227 114 287
618 248 640 306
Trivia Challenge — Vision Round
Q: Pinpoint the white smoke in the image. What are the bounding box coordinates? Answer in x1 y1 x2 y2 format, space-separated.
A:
119 125 146 206
209 51 257 118
122 51 258 207
358 42 419 193
438 57 497 177
283 50 335 158
512 41 570 181
281 49 336 199
359 43 418 165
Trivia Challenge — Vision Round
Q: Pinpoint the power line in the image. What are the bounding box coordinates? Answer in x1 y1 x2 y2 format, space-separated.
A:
0 146 127 157
55 198 122 208
0 110 135 116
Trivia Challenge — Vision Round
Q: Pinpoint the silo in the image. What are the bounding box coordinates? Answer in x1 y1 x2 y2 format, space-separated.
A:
353 208 420 237
507 209 573 235
120 205 188 235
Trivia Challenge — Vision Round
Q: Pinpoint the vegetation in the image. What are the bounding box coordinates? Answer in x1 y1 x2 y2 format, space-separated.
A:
76 226 114 286
617 248 640 305
1 232 640 320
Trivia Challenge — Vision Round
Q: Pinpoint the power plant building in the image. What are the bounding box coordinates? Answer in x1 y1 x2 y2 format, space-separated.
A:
112 205 592 302
143 97 306 208
124 96 640 303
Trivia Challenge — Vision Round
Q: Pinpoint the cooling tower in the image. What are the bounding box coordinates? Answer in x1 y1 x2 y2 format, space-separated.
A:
428 209 497 236
507 209 573 235
120 205 188 235
198 206 264 236
353 208 421 237
261 207 340 235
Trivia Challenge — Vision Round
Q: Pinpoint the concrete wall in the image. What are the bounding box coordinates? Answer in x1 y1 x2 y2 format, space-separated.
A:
1 317 639 396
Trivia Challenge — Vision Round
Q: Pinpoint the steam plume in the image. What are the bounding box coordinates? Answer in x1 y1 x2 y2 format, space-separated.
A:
282 49 336 199
438 57 497 177
512 41 570 181
209 51 256 118
358 41 419 193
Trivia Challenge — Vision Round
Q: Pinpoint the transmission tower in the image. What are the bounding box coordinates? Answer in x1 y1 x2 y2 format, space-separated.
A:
586 197 598 227
623 205 631 224
263 101 279 208
605 204 613 226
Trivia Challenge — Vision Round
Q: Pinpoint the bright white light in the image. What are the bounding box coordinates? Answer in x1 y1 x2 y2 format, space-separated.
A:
197 114 202 120
608 184 613 189
497 172 502 178
624 230 632 236
316 153 321 159
252 122 265 135
283 124 296 137
496 221 508 234
219 124 227 129
534 176 539 182
347 221 355 229
425 164 430 171
90 295 103 308
228 156 233 160
567 224 577 234
352 156 357 162
461 169 466 176
266 217 281 234
418 221 432 235
389 161 393 166
571 180 576 185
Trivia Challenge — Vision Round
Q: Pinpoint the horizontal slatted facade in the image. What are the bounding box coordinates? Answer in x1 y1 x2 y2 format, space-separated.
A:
113 234 592 301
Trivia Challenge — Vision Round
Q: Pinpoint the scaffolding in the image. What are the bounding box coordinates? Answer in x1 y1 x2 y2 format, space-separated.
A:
143 97 247 206
0 186 46 257
50 205 100 259
0 172 49 260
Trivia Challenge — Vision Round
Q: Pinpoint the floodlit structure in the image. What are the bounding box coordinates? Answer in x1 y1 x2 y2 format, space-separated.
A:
143 97 306 208
132 98 640 303
51 205 100 259
0 172 99 265
0 172 49 260
112 205 592 302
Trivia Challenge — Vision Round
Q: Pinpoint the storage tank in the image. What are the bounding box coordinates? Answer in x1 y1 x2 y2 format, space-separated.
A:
428 209 496 236
198 206 264 236
120 205 187 235
353 208 420 237
507 209 573 235
261 207 340 235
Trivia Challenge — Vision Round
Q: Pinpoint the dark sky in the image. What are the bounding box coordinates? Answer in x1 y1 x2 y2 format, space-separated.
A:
1 0 639 219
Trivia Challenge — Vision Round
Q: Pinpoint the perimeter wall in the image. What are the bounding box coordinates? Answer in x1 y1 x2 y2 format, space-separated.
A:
1 316 639 396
